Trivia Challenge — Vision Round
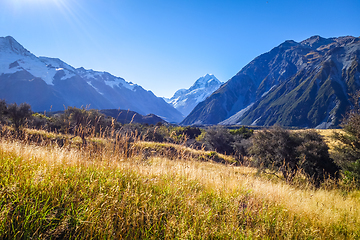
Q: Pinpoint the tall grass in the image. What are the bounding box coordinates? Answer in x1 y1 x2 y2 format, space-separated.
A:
0 128 360 239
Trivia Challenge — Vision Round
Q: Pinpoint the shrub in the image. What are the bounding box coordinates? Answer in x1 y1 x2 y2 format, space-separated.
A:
170 126 202 143
203 126 235 155
333 92 360 185
0 99 7 124
7 102 33 131
52 107 116 137
230 126 254 157
229 126 254 139
250 126 299 181
29 113 51 129
250 126 338 184
297 130 339 185
203 126 254 157
142 125 166 142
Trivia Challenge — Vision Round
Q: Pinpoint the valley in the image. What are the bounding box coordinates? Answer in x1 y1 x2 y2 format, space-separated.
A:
1 34 360 239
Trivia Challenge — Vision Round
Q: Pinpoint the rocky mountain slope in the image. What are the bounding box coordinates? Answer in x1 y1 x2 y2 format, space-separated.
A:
181 35 360 128
0 36 183 123
164 74 222 117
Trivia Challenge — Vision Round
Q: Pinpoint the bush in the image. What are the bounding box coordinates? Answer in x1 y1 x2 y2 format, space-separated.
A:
229 126 254 139
203 126 254 157
297 130 339 184
333 92 360 185
230 126 254 157
250 126 338 184
0 99 7 124
170 126 202 143
29 113 50 129
203 126 235 155
250 126 299 181
7 102 33 131
142 125 167 142
50 107 117 137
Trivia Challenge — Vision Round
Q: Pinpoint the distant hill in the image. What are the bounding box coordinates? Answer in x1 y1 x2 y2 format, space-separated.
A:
99 109 166 125
164 74 222 117
181 35 360 128
0 36 183 123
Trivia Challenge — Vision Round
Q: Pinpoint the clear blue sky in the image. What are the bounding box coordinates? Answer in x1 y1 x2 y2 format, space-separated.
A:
1 0 359 97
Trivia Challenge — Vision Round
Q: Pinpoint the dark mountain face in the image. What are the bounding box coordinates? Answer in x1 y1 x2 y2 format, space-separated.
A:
0 36 183 123
182 36 360 128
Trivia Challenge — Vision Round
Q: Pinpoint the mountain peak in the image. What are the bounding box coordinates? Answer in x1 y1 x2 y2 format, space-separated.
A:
300 35 334 49
189 74 222 91
166 74 223 117
279 39 298 47
0 36 32 56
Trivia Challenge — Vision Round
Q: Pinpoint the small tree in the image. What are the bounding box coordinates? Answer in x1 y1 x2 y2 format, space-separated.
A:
7 102 32 131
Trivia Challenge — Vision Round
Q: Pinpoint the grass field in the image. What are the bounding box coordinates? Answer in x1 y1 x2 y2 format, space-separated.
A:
1 128 360 239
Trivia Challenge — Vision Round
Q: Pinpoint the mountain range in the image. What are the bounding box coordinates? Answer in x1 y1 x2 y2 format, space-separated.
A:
0 36 183 123
181 35 360 128
164 74 222 117
2 35 359 128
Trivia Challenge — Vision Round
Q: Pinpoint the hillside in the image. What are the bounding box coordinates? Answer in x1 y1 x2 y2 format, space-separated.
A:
182 36 360 128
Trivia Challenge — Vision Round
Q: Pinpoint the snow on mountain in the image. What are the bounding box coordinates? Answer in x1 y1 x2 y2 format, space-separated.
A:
0 36 183 123
0 36 57 85
0 36 33 56
76 67 136 91
165 74 222 117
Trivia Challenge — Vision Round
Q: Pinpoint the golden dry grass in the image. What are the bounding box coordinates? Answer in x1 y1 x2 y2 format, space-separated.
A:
1 132 360 239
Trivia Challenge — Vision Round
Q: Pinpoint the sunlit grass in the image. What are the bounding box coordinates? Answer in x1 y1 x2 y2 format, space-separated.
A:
315 129 344 152
1 132 360 239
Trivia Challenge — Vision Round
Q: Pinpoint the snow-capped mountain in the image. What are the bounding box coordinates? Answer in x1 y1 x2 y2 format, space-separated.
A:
0 36 183 123
165 74 222 117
